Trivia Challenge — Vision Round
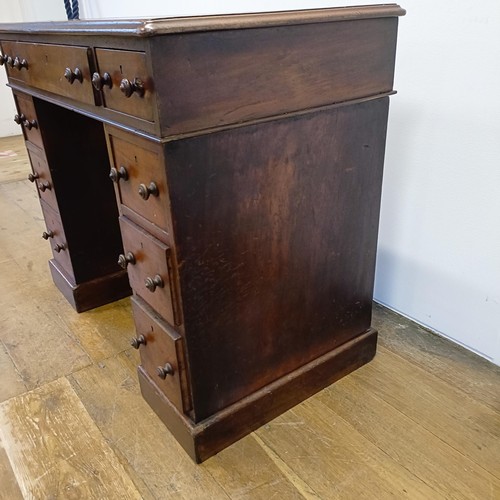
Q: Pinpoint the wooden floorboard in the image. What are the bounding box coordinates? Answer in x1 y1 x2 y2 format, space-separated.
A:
0 135 499 498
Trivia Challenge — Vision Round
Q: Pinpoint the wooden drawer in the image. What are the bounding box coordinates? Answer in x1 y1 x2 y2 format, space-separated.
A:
119 216 179 326
107 130 170 233
13 92 42 149
94 48 154 122
40 199 73 277
2 41 95 105
26 145 58 211
131 297 189 412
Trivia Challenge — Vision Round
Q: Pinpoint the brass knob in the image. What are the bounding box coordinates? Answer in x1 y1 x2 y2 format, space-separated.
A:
109 166 128 183
117 251 136 269
138 182 159 200
119 77 145 98
23 119 37 130
145 274 164 292
28 172 39 182
64 67 82 84
157 363 174 379
54 243 66 253
91 72 112 91
13 56 28 70
42 230 54 240
130 334 146 349
38 181 51 192
14 113 25 125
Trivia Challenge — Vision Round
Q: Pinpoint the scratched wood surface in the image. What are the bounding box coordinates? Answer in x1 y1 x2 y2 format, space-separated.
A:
0 135 499 498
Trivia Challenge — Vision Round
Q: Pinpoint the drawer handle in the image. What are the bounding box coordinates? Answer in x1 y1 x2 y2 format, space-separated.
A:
130 334 146 349
38 180 51 192
28 172 39 183
23 119 38 130
14 114 25 125
138 182 159 200
109 166 128 183
117 251 136 269
92 72 112 91
120 77 145 98
42 230 54 240
157 363 174 379
64 67 83 84
54 243 66 253
145 274 164 292
13 56 28 70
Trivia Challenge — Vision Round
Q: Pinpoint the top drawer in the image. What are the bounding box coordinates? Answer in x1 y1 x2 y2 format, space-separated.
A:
1 41 96 105
94 48 155 122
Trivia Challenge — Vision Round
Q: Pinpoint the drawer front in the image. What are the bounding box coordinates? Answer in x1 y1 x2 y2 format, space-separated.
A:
2 41 95 105
119 217 179 326
13 92 43 149
131 297 188 412
108 131 170 233
95 48 154 121
40 199 73 276
26 145 58 211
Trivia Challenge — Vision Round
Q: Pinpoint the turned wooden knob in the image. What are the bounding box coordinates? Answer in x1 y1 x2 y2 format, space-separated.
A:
0 54 6 65
53 243 65 253
117 251 136 269
6 56 14 68
109 166 128 183
42 230 54 240
38 180 51 192
91 72 112 91
145 274 164 292
157 363 174 379
130 334 146 349
23 119 37 130
64 67 82 84
28 172 39 182
119 77 145 98
13 56 28 70
138 182 159 200
14 113 25 125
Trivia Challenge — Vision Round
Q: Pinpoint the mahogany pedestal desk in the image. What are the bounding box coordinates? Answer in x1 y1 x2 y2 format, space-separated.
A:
0 5 405 462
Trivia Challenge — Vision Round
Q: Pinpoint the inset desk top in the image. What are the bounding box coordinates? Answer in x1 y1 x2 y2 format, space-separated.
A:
0 4 405 36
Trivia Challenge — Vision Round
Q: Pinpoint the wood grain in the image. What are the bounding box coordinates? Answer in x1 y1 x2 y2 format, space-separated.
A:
319 374 500 499
0 378 142 499
0 135 29 184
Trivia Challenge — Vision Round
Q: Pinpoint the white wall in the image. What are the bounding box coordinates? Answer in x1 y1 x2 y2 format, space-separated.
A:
2 0 499 365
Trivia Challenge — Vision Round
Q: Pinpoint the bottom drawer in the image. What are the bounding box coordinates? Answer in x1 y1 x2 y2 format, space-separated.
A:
131 297 190 413
40 199 73 277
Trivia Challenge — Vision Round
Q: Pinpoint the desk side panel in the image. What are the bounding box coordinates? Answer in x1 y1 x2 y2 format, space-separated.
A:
166 98 390 421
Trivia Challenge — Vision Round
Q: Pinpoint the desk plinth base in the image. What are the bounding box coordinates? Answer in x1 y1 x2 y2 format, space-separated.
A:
48 259 131 313
138 327 377 463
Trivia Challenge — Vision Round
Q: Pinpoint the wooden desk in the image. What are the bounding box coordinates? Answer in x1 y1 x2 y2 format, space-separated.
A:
0 4 405 462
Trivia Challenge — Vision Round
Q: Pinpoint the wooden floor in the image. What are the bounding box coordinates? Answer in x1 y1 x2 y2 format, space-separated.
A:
0 135 499 499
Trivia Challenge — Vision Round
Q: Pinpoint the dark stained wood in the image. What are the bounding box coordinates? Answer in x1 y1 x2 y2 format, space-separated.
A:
95 48 155 122
0 7 403 461
131 296 190 412
106 126 172 234
139 328 377 462
25 144 58 211
48 259 130 313
2 41 96 105
119 216 179 326
152 18 398 135
12 91 43 148
0 5 405 37
166 98 389 420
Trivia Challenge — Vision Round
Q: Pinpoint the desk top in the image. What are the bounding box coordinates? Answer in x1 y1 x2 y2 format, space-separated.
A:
0 4 405 37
